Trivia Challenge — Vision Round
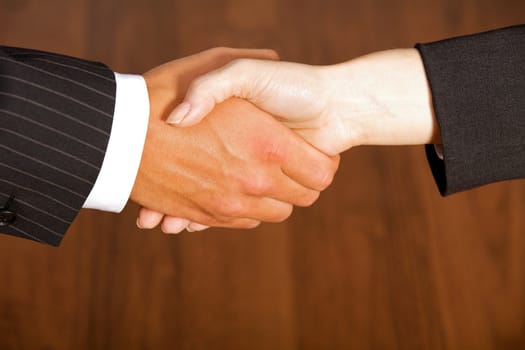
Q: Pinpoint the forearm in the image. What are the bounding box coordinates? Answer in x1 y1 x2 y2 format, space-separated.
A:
0 46 116 245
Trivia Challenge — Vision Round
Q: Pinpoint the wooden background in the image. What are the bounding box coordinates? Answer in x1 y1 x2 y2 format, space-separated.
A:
1 0 524 349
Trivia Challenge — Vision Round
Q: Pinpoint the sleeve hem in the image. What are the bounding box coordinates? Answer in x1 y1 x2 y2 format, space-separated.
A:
82 73 150 212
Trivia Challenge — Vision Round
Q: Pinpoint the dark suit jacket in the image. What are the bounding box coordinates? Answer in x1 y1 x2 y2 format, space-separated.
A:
416 25 525 195
0 46 116 246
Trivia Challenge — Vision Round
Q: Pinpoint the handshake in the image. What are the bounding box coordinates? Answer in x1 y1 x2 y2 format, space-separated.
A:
133 47 440 233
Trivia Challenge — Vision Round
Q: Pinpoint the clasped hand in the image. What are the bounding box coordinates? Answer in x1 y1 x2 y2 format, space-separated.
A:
132 48 339 233
134 46 438 233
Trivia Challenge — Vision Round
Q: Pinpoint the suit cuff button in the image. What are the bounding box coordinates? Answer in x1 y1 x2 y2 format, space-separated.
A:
0 210 16 226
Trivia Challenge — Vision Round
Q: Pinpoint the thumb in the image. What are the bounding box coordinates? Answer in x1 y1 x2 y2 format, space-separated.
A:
166 86 223 127
166 59 263 127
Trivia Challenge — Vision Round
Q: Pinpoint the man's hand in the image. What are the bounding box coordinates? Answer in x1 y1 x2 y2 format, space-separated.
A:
132 48 339 232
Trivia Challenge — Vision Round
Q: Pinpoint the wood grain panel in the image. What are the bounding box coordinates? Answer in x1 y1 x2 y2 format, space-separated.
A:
0 0 524 349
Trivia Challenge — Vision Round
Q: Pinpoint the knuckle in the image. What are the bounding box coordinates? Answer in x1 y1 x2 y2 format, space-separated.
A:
219 197 246 218
189 75 208 90
190 213 219 228
242 172 272 196
259 141 285 163
208 196 233 219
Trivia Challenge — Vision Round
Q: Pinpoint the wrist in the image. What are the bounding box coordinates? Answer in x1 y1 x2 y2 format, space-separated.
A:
319 63 369 150
324 49 440 147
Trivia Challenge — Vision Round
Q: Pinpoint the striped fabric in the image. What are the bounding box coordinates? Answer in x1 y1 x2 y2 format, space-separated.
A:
0 46 116 246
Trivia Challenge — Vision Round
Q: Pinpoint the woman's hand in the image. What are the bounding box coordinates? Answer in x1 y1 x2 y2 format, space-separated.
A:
167 48 440 153
166 59 352 156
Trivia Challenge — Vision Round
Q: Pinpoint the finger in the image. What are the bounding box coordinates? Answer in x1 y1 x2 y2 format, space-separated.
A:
162 48 280 113
155 204 260 230
223 197 294 223
186 223 210 232
181 47 278 65
182 215 261 230
295 128 347 156
270 178 321 207
183 48 280 82
216 218 261 229
205 47 280 66
167 64 243 126
137 207 165 229
184 215 261 230
280 136 340 191
154 196 291 229
168 58 277 126
245 166 321 207
161 217 190 234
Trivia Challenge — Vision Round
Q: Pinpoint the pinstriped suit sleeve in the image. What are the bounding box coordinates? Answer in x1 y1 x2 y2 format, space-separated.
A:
0 46 116 246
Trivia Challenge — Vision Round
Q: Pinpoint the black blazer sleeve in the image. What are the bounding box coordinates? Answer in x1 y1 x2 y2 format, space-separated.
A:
0 46 116 246
415 25 525 195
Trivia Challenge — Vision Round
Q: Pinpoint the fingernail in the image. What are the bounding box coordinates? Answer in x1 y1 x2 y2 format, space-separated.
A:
192 224 210 231
167 102 191 124
136 218 143 229
187 223 209 232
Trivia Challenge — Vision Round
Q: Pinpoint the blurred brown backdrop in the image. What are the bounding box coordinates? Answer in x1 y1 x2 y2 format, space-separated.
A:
1 0 524 349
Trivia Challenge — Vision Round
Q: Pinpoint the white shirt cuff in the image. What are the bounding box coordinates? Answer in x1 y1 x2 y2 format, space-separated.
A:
82 73 149 212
